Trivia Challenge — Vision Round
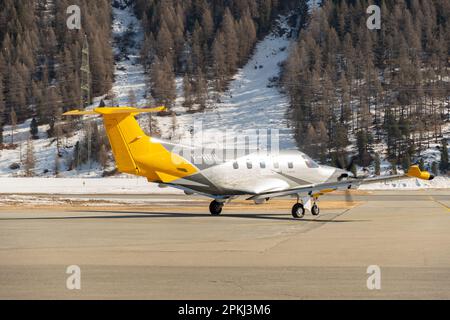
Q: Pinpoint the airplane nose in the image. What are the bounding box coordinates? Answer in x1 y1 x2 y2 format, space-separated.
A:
325 168 348 182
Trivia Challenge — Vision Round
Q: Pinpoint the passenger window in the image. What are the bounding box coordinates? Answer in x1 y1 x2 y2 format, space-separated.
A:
247 161 253 169
260 161 266 169
288 162 294 169
274 162 279 169
233 162 239 169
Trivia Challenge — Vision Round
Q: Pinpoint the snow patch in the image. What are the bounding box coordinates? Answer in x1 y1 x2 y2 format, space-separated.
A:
0 177 183 195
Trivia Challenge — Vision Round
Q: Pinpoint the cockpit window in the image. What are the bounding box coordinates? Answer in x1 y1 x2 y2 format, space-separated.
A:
302 154 320 168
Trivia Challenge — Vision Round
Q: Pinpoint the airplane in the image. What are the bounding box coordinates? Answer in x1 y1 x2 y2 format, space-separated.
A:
64 107 435 218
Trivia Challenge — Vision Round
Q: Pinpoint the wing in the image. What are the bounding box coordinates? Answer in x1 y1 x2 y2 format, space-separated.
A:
247 165 434 201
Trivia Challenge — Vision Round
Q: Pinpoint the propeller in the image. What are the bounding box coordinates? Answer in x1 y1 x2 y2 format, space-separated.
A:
344 187 354 203
334 154 359 203
335 154 358 178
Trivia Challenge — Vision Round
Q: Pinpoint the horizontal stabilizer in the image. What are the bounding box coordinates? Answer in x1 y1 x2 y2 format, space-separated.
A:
63 110 97 116
63 106 166 117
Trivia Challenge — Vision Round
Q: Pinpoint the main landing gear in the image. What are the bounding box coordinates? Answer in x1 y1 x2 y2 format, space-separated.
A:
291 203 305 218
209 200 224 216
291 198 320 219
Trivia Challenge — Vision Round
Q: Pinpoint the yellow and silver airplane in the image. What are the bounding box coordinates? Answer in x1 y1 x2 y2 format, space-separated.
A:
64 107 434 218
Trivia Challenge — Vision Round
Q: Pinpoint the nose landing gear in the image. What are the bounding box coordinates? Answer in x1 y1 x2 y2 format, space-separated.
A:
311 203 320 216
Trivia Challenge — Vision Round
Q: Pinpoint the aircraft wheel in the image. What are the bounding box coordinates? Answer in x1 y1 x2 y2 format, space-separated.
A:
311 203 320 216
292 203 305 218
209 200 223 216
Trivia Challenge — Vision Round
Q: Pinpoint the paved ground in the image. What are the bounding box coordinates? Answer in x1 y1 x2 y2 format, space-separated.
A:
0 190 449 299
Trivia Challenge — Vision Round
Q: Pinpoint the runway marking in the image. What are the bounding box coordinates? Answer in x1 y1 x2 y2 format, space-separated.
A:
428 196 450 212
263 207 358 253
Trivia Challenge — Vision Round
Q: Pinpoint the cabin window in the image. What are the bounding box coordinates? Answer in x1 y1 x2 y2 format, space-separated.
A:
260 161 266 169
288 162 294 169
247 161 253 169
273 162 279 169
303 154 320 168
233 162 239 169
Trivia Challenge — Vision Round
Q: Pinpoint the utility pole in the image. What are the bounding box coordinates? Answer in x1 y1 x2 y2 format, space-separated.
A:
80 34 91 109
79 34 92 172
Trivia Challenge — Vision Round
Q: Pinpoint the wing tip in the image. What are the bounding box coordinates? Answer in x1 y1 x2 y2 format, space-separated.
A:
407 165 434 180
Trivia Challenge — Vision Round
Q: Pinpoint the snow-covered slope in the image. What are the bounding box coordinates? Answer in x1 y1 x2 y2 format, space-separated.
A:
110 1 146 107
106 3 299 149
155 16 297 149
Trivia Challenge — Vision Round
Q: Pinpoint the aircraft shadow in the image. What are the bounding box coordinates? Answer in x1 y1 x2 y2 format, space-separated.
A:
0 210 366 223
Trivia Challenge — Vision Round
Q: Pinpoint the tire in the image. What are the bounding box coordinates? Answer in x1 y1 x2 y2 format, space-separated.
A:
209 200 223 216
291 203 305 218
311 204 320 216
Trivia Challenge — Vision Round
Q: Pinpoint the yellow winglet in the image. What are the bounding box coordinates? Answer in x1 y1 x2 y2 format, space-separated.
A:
63 106 166 116
406 165 434 181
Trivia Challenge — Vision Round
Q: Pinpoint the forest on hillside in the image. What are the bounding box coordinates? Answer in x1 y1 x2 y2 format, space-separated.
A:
283 0 450 172
134 0 301 110
0 0 301 136
0 0 303 174
0 0 449 176
0 0 114 136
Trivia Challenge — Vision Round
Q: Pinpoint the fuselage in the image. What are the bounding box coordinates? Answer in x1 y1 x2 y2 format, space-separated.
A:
158 139 345 197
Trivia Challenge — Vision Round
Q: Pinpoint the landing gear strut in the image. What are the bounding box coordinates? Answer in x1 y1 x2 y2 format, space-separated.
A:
209 200 224 216
291 196 320 218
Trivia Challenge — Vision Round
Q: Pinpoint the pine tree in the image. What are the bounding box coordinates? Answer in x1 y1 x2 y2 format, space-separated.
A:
402 154 411 172
419 158 425 171
156 20 174 62
128 90 137 108
439 139 449 173
391 161 398 175
356 130 370 166
193 69 207 110
0 77 4 145
24 138 35 177
432 162 438 176
374 154 381 176
30 117 39 140
212 32 226 91
55 152 61 177
10 108 17 145
221 8 238 75
350 163 357 178
98 144 109 168
182 74 194 111
150 57 176 108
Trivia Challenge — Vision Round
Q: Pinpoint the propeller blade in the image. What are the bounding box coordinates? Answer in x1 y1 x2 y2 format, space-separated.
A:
344 189 354 203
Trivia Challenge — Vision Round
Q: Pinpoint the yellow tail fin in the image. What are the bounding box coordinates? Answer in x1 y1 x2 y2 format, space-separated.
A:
63 107 198 182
